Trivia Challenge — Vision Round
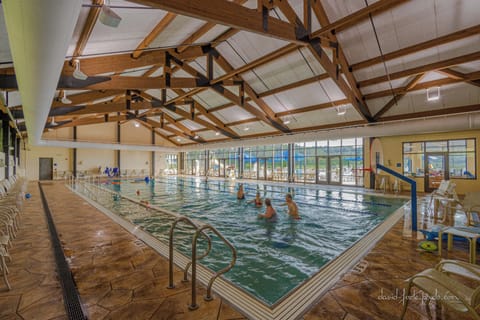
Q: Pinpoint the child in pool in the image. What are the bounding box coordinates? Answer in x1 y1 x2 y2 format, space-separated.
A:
248 192 263 206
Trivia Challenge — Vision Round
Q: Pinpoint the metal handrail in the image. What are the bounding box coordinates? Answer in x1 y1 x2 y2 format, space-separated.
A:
167 216 211 289
189 224 237 310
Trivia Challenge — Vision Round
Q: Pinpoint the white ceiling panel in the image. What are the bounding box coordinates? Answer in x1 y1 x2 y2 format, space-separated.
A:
231 120 273 136
453 61 480 74
213 105 255 123
149 15 206 49
194 89 231 109
216 30 289 67
81 6 168 56
382 82 480 117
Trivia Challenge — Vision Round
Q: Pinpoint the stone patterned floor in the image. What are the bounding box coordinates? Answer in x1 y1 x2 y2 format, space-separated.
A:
0 181 478 319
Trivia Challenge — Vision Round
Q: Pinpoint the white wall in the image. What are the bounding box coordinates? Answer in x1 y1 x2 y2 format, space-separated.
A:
78 122 117 142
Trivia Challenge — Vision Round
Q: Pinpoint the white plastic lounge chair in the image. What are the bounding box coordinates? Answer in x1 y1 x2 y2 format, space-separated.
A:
0 245 11 290
447 192 480 227
436 259 480 282
428 180 457 215
401 266 480 319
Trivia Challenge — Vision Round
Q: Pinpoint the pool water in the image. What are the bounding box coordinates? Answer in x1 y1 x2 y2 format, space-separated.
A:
98 177 406 305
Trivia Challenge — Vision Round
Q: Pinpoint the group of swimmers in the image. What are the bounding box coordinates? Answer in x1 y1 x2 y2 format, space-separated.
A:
236 184 300 221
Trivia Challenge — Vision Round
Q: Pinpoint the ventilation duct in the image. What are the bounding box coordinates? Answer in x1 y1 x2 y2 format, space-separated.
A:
2 0 83 145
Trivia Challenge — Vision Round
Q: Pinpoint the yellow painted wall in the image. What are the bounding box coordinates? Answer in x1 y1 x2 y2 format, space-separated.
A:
21 145 71 180
375 130 480 195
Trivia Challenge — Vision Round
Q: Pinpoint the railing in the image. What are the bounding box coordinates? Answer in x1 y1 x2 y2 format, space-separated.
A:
376 164 417 231
168 216 212 288
190 224 236 309
69 178 237 309
168 216 237 310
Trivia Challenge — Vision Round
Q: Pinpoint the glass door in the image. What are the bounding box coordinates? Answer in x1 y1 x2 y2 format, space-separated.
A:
425 153 448 192
329 156 341 184
257 158 267 180
316 156 328 183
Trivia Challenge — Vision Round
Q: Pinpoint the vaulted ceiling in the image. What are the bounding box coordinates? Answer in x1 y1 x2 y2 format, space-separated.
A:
1 0 479 147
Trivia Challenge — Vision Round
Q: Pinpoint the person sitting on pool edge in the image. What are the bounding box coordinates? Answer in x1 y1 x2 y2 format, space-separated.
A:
248 191 263 206
237 184 245 200
258 198 277 222
281 193 300 219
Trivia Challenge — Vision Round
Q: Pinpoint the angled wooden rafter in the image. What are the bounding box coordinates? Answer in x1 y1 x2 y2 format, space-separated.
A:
131 12 177 59
372 73 425 120
73 0 104 58
274 0 372 121
437 68 480 88
310 0 411 38
358 51 480 88
351 24 480 71
129 0 309 45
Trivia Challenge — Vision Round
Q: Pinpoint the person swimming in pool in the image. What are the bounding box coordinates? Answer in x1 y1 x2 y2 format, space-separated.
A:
258 198 277 222
237 184 245 200
248 191 263 206
281 193 300 219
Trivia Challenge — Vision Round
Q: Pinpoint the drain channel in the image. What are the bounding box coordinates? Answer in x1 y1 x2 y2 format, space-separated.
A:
38 182 87 320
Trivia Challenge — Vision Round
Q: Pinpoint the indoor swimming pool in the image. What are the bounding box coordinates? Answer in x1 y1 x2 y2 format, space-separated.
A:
85 177 407 306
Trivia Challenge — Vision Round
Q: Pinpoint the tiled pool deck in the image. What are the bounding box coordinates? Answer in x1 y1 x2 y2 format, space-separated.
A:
0 181 477 319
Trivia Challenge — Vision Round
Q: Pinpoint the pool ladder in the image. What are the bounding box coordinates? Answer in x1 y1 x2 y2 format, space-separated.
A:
168 216 237 310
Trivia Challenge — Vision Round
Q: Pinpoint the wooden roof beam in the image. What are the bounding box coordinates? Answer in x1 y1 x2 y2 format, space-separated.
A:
67 76 207 90
364 70 480 100
437 68 480 88
310 0 370 120
129 0 309 45
310 0 411 38
358 51 480 88
372 73 425 120
351 24 480 71
73 0 104 58
132 12 177 59
274 0 371 121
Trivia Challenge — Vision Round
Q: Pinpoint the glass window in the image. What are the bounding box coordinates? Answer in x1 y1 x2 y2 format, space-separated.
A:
425 141 448 152
403 142 423 153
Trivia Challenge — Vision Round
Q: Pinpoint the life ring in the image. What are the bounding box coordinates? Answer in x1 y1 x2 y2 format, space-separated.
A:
418 240 438 252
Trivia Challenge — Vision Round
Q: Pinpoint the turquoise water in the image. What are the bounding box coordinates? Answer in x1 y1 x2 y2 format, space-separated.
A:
98 177 406 305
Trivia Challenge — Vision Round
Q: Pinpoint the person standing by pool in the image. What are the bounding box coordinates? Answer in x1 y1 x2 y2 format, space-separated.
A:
282 193 300 219
237 184 245 200
248 191 263 206
258 198 277 222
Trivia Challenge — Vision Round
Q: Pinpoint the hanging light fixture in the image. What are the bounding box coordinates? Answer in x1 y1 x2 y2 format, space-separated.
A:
50 116 57 126
99 0 122 28
427 87 440 101
61 91 72 104
336 105 347 116
72 59 88 80
134 122 140 128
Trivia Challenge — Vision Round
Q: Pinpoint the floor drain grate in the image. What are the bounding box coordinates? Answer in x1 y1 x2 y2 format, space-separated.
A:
352 260 369 274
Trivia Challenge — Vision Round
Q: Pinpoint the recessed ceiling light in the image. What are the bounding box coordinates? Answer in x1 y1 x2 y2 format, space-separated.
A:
215 132 220 136
176 138 181 142
244 127 250 131
194 135 199 139
134 122 140 128
284 119 291 124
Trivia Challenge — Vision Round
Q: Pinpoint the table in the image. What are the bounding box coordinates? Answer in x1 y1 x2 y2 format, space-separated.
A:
438 227 480 264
